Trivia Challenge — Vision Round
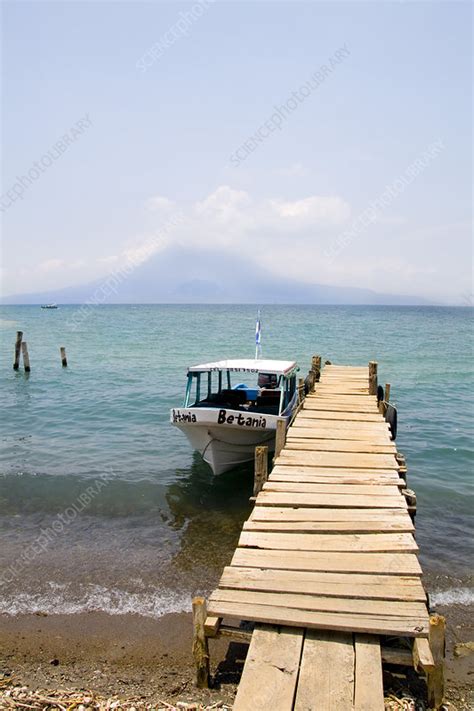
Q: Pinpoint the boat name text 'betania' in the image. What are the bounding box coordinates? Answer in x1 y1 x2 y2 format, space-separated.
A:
218 410 267 428
172 409 197 423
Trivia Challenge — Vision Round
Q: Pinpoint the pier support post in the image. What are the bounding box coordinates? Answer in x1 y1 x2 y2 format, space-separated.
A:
385 383 391 402
60 346 68 367
311 355 321 383
21 342 31 373
192 597 210 688
427 613 446 709
254 445 268 497
298 377 305 404
275 419 286 460
13 331 23 370
369 361 378 395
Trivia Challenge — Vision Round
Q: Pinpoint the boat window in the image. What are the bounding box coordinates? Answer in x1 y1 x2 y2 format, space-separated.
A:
185 373 201 406
207 371 220 397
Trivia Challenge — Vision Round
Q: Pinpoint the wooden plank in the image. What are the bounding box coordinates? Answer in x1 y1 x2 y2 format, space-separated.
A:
413 636 435 672
288 428 392 442
314 393 372 398
317 386 370 392
232 624 304 711
207 600 429 637
297 410 384 422
322 367 368 372
250 505 412 522
263 481 402 497
315 392 371 397
267 465 403 479
317 389 369 394
256 491 407 509
269 468 404 485
268 474 406 489
219 566 426 601
294 630 354 710
293 418 390 431
231 548 423 575
322 373 367 378
317 381 369 387
303 402 380 413
209 588 428 618
238 530 418 552
277 450 399 470
354 634 384 711
244 518 413 533
285 439 396 453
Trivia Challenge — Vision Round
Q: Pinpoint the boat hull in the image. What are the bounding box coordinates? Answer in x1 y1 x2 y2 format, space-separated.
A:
170 407 287 475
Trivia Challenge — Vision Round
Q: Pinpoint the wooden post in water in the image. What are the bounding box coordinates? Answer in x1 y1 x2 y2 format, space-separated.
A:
21 342 31 373
427 613 446 709
192 597 210 688
369 361 378 395
13 331 23 370
311 354 321 383
253 445 268 497
385 383 391 402
402 488 417 521
275 419 286 459
60 347 68 367
298 377 305 404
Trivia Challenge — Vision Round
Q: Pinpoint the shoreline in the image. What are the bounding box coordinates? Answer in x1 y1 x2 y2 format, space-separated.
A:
0 603 472 709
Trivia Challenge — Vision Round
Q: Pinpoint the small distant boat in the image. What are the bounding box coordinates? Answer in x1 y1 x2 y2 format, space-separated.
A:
40 304 58 309
170 358 300 475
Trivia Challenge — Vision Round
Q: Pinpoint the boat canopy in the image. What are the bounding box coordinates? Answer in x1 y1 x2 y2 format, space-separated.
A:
188 359 298 377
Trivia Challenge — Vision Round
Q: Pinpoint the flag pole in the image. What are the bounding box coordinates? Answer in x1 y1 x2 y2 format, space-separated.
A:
255 310 261 360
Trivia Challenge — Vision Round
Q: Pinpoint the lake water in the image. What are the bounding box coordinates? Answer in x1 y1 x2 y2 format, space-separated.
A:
0 304 472 617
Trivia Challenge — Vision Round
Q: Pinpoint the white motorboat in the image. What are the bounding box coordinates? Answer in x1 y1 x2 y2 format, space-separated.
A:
170 358 300 475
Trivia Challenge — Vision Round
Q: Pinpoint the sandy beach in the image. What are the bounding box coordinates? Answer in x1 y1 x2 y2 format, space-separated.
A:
0 602 472 709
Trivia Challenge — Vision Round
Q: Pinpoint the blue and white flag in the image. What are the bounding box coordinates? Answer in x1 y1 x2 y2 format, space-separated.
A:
255 311 262 358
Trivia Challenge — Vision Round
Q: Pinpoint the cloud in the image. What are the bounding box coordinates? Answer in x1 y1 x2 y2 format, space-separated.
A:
195 185 252 223
192 185 350 233
267 195 350 226
146 195 176 212
91 186 351 278
38 259 65 272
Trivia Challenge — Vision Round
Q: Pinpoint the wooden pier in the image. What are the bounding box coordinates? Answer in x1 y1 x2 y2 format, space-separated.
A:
193 361 445 709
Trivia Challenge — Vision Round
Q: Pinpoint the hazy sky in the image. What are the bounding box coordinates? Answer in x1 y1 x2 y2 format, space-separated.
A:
1 0 472 303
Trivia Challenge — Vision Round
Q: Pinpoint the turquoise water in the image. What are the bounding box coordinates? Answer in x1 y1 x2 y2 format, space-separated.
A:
0 305 472 617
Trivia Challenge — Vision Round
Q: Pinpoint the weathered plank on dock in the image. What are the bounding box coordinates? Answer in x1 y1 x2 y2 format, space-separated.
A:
262 481 403 497
293 410 386 421
284 439 397 453
238 530 418 552
303 402 380 413
276 449 399 469
256 490 407 508
206 599 429 637
249 506 411 522
354 634 385 710
231 548 423 575
250 506 414 533
293 418 390 430
294 630 354 710
232 624 304 711
209 588 427 618
219 567 426 601
269 466 405 485
287 427 392 442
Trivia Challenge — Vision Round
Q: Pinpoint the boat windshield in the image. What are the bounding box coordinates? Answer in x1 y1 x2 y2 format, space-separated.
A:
183 368 297 416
